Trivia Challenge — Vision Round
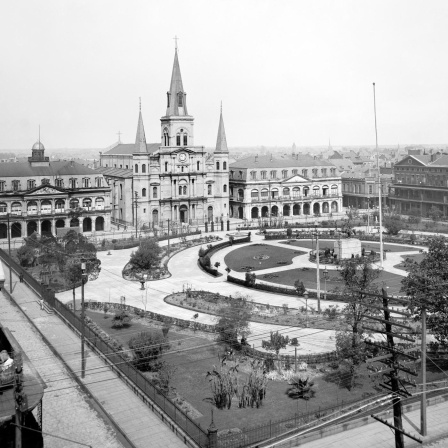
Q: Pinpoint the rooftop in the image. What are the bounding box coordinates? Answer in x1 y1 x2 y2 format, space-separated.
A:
230 154 336 169
102 143 160 155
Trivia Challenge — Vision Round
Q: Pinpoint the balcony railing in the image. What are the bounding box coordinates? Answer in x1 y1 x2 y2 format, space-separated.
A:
0 206 110 218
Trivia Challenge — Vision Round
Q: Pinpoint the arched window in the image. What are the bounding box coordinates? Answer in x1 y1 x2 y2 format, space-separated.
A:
163 129 169 146
178 92 183 107
120 184 123 200
135 164 139 173
153 187 157 198
197 161 200 171
183 186 187 195
176 134 181 146
0 202 7 214
95 197 105 209
69 199 79 209
82 198 92 209
142 164 146 173
251 189 259 199
183 134 187 146
223 184 227 193
208 185 212 195
293 187 300 197
142 188 146 197
216 161 220 170
165 161 168 172
223 161 227 170
283 187 290 196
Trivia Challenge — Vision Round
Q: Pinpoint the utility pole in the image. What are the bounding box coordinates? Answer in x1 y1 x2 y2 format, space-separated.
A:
167 219 171 256
81 261 87 379
314 222 321 313
7 212 12 293
362 288 421 447
14 352 25 448
421 306 427 436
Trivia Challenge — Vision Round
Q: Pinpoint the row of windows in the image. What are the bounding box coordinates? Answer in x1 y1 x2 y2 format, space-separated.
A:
232 184 338 198
0 177 103 192
0 197 105 213
138 184 228 198
343 184 374 194
230 168 336 180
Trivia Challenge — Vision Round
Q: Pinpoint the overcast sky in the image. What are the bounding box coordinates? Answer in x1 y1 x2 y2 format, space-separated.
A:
1 1 447 151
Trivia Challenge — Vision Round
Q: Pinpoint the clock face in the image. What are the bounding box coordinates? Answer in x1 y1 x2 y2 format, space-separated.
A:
178 153 187 162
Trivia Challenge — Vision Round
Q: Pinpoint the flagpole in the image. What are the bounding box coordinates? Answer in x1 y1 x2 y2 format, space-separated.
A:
373 83 383 268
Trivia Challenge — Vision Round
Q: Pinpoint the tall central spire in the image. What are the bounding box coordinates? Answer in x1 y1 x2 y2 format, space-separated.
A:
166 48 188 116
215 105 228 153
135 98 147 152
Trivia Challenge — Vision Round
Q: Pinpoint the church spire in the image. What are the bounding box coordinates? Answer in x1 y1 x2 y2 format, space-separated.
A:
215 104 228 153
135 98 147 152
166 47 188 116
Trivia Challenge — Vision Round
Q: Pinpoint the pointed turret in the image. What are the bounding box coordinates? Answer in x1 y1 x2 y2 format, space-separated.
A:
215 106 228 153
166 49 188 116
135 100 147 153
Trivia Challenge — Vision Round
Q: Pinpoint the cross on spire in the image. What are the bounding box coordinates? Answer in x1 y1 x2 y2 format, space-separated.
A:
173 35 179 51
117 131 122 143
139 97 141 111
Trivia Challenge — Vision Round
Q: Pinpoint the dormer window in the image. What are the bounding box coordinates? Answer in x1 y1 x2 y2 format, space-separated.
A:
12 180 20 191
42 178 50 185
178 92 183 107
282 170 288 178
27 179 36 190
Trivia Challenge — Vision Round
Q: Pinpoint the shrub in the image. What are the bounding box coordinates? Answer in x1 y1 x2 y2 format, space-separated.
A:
128 330 170 371
198 246 206 257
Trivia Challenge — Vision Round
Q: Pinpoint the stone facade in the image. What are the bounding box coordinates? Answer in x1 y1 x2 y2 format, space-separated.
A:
0 142 111 239
99 49 229 228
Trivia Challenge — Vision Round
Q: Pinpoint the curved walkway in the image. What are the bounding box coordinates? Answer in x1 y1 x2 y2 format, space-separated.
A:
55 232 424 356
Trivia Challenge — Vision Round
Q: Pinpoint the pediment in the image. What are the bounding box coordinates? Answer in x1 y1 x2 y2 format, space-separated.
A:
27 186 65 196
282 175 309 183
395 156 427 167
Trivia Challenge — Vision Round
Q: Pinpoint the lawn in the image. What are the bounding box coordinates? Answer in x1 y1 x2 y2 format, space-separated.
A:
393 253 426 270
224 243 306 272
261 267 405 295
280 240 418 253
85 310 376 431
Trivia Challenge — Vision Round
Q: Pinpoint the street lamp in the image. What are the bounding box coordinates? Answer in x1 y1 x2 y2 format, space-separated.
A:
143 273 148 311
303 290 309 328
314 220 321 313
81 261 87 378
322 266 329 301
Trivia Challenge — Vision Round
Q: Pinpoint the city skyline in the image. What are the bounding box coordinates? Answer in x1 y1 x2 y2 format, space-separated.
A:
1 0 448 150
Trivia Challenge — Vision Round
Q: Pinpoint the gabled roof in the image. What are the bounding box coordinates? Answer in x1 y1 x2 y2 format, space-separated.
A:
394 155 432 166
0 160 102 177
102 143 160 155
428 155 448 167
94 166 133 178
230 154 336 169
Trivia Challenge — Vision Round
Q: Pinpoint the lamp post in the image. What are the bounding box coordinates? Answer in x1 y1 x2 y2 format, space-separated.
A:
143 273 148 311
323 266 329 301
81 261 87 379
7 213 12 293
303 290 309 328
314 220 321 313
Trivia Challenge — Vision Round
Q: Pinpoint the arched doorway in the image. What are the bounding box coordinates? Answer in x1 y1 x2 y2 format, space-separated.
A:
251 207 259 219
207 206 213 222
55 219 65 230
11 222 21 238
70 218 79 228
293 204 300 215
322 202 329 213
271 205 279 216
303 203 310 215
238 206 243 219
179 205 188 223
95 216 104 231
0 223 7 239
152 209 159 225
41 220 52 235
261 206 269 217
331 201 338 213
83 217 92 232
283 204 290 216
27 221 37 236
313 203 320 215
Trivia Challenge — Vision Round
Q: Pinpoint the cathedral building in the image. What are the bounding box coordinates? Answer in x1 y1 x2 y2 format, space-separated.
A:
99 49 230 228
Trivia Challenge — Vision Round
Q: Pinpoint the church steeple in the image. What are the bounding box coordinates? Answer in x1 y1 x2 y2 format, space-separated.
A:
166 48 188 116
135 99 147 152
215 104 228 153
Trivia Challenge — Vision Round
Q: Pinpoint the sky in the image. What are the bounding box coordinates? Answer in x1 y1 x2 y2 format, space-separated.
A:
1 0 447 151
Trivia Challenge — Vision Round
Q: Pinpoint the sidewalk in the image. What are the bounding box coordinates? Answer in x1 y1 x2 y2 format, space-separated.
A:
2 263 186 448
296 397 448 447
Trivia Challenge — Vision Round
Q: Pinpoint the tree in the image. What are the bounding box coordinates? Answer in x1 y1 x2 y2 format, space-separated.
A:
129 239 162 271
383 214 404 236
401 236 448 347
16 245 36 267
262 331 289 369
336 257 381 389
245 272 256 287
129 330 170 371
428 206 443 223
215 294 252 347
111 310 131 328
